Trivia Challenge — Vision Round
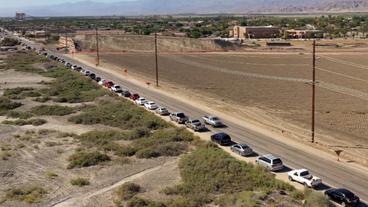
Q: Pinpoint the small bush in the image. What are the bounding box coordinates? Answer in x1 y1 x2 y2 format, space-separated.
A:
67 151 110 169
3 87 36 99
2 118 47 126
31 105 75 116
114 182 141 201
70 178 90 187
68 100 168 130
45 171 58 179
5 186 47 203
33 96 50 103
0 97 22 114
303 190 333 207
6 111 33 119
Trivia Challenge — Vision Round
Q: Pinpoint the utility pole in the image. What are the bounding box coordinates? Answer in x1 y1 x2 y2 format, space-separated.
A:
154 32 159 87
65 32 68 49
311 39 316 143
95 27 100 66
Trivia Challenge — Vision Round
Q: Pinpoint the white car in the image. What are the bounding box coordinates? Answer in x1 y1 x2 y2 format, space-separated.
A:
111 85 122 93
135 97 147 105
98 79 106 86
144 101 158 110
288 169 322 188
71 65 78 70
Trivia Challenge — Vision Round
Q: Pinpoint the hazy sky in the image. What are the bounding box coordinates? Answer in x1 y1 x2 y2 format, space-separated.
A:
0 0 123 8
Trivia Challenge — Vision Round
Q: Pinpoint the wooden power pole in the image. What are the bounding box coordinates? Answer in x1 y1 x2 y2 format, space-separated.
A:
311 40 316 143
95 27 100 66
154 32 159 87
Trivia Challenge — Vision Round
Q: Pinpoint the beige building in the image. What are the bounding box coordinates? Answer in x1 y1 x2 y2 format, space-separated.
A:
285 29 323 39
233 26 280 39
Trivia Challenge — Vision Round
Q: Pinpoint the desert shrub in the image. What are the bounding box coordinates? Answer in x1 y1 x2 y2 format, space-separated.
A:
2 118 46 126
3 87 39 99
0 97 22 114
5 186 47 203
30 105 75 116
70 178 90 187
33 96 50 103
167 144 296 206
303 190 333 207
129 128 194 158
43 67 108 103
125 197 166 207
114 182 141 201
68 100 168 130
135 142 187 159
1 52 46 73
67 151 110 169
216 191 261 207
45 171 58 179
0 37 19 46
0 151 13 160
6 111 33 119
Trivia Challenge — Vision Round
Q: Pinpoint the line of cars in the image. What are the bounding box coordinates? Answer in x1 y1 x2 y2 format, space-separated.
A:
22 42 362 207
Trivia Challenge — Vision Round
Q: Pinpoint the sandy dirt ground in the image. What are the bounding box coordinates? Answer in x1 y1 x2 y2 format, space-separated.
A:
71 43 368 166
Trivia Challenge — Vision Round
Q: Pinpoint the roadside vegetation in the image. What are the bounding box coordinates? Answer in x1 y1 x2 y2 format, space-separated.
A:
68 99 168 130
0 97 22 115
30 105 76 116
3 87 41 100
0 52 108 103
67 150 111 169
5 186 47 204
2 118 47 126
70 178 90 187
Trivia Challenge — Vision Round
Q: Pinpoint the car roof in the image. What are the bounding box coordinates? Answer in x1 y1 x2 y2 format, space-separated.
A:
214 132 229 137
335 188 355 196
262 154 280 160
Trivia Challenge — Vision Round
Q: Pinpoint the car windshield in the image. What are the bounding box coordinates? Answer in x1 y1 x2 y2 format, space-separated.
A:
192 120 201 125
221 134 230 140
160 108 167 111
273 159 282 165
339 189 355 198
300 171 310 177
177 113 185 117
211 117 219 120
240 144 249 148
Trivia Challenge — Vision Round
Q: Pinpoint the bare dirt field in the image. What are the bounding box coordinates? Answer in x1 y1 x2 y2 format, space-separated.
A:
75 44 368 166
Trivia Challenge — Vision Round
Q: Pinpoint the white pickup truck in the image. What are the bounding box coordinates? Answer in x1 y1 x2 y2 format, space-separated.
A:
288 169 322 188
202 115 223 127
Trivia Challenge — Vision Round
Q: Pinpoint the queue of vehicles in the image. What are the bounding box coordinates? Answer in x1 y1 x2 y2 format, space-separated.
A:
19 41 362 207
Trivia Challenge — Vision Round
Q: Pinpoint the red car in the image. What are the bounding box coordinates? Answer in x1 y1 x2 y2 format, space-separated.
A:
129 93 140 100
103 81 114 88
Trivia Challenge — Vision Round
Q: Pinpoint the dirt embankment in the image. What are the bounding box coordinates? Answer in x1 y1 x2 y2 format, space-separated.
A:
74 34 237 53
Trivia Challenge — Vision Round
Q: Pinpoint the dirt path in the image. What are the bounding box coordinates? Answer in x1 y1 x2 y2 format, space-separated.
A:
51 160 177 207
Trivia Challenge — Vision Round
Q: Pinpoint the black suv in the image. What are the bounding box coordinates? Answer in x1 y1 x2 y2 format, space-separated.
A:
211 132 232 146
324 188 360 206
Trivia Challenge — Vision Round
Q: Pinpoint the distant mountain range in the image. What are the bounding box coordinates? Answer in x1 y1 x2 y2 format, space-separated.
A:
2 0 368 17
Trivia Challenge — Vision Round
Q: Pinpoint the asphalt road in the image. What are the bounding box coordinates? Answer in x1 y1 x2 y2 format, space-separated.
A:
15 34 368 206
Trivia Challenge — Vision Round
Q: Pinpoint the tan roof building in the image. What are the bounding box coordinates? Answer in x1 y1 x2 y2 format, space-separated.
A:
232 26 280 39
